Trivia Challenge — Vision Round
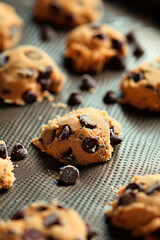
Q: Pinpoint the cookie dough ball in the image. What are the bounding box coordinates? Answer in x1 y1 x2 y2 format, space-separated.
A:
0 201 92 240
0 2 23 51
32 107 122 165
120 58 160 112
107 174 160 240
34 0 103 28
0 45 66 105
0 140 15 189
65 23 129 73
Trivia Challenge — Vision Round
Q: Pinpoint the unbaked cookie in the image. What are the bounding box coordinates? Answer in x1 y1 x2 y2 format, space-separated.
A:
120 57 160 112
65 23 129 73
0 201 95 240
0 140 15 189
0 45 66 105
34 0 103 28
0 2 23 51
107 174 160 240
32 107 122 165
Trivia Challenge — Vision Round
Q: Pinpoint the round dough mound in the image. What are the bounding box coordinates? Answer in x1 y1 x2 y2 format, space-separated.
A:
0 45 66 105
0 201 89 240
65 23 129 73
107 174 160 240
120 58 160 112
32 107 122 165
0 2 23 50
34 0 103 28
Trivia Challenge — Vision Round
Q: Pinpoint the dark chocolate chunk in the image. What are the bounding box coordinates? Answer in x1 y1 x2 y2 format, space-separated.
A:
65 14 74 23
11 210 25 220
38 78 52 91
11 143 28 161
60 165 79 185
41 25 56 41
146 181 160 195
110 128 122 146
92 33 107 40
0 54 9 68
67 91 82 106
108 55 126 70
151 229 160 239
127 71 144 82
60 148 75 164
18 68 36 78
50 3 60 15
112 39 123 52
39 66 53 79
103 91 117 104
37 206 48 212
86 223 98 240
64 57 73 70
126 182 143 192
23 229 43 240
80 74 96 90
1 89 10 94
0 142 7 159
10 25 18 38
44 213 61 228
80 115 96 129
82 138 99 153
25 51 41 60
133 44 144 58
58 125 71 141
23 91 37 104
126 31 135 43
118 190 135 206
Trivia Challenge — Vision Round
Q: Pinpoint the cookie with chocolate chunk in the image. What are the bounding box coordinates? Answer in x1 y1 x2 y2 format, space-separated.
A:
120 58 160 111
0 45 66 105
32 107 122 165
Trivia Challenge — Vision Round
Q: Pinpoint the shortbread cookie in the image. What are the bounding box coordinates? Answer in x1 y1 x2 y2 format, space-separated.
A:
34 0 103 28
0 140 15 189
0 201 95 240
107 174 160 240
120 58 160 111
32 107 122 165
0 45 66 105
0 2 23 51
65 23 129 72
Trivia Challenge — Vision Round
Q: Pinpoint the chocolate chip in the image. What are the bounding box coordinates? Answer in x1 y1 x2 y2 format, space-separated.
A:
103 91 117 104
44 213 61 228
1 89 10 94
58 125 71 141
82 138 99 153
11 210 25 220
59 165 79 185
0 54 9 68
127 71 144 82
80 115 96 129
39 66 53 79
41 25 56 41
37 206 48 212
0 142 7 159
126 31 135 43
80 74 96 90
67 91 82 106
108 55 126 70
151 229 160 239
86 223 98 240
112 39 123 52
50 3 60 15
126 182 143 192
23 91 37 104
60 148 75 164
146 181 160 195
65 14 74 23
38 78 52 91
18 68 36 78
133 44 144 58
118 190 135 206
64 57 73 70
10 25 18 38
110 128 122 146
11 143 28 161
23 229 43 240
25 51 41 60
92 33 107 40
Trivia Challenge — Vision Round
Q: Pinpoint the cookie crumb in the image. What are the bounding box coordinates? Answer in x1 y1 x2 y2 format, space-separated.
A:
47 93 54 102
51 102 67 108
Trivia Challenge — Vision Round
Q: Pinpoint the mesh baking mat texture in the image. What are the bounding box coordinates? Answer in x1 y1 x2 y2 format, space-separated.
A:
0 0 160 239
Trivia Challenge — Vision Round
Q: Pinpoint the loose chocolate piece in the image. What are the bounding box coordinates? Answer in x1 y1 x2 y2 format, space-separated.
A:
41 25 56 41
23 229 43 240
126 182 143 192
127 71 144 82
110 128 122 146
133 44 144 58
108 55 126 70
92 33 107 40
1 89 10 94
10 25 18 38
11 143 28 161
118 190 135 206
86 223 98 240
38 78 52 91
112 39 123 52
64 57 73 70
60 148 75 164
11 210 25 220
80 115 96 129
58 125 71 141
60 165 79 185
0 142 7 159
0 54 9 68
67 91 82 106
23 91 37 104
18 68 36 78
39 66 53 79
82 138 99 153
80 74 96 90
25 50 41 60
50 3 60 15
146 181 160 195
103 91 117 104
44 213 61 227
126 31 135 43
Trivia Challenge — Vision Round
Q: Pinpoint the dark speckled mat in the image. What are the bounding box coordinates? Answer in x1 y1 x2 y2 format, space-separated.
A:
0 0 160 239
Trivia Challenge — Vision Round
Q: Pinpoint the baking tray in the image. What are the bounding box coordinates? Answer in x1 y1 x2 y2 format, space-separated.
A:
0 0 160 239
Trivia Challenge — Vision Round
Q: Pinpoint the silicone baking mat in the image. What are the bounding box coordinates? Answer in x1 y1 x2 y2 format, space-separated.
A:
0 0 160 239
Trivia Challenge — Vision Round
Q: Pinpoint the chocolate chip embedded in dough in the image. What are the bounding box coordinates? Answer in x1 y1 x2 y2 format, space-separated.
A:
65 13 74 23
118 190 135 206
23 91 37 104
127 71 144 82
37 206 48 212
103 91 117 104
80 115 96 129
38 78 52 91
110 128 122 146
43 213 61 228
82 138 99 153
112 39 123 52
23 229 43 240
39 66 53 79
108 55 126 70
60 165 79 185
11 209 26 220
11 143 28 161
80 74 96 90
60 148 75 164
0 54 9 68
25 50 42 60
1 89 10 94
92 33 107 40
58 125 71 141
86 223 98 240
50 3 61 15
0 142 7 159
126 182 143 192
146 181 160 195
